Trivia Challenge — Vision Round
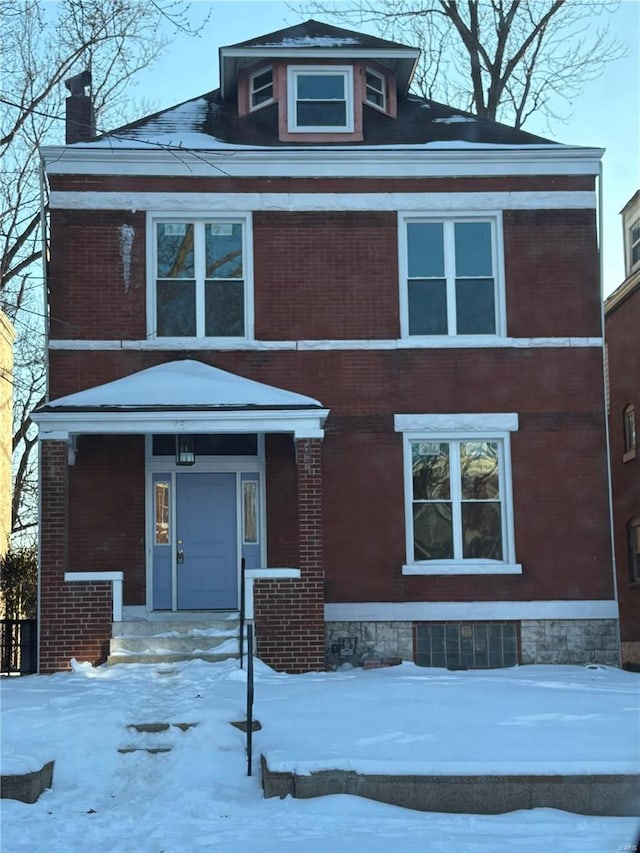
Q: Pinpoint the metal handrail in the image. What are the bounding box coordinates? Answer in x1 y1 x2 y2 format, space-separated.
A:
239 557 246 668
246 623 254 776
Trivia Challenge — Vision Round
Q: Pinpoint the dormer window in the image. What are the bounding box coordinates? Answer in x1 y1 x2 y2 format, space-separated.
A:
630 218 640 271
287 66 354 132
250 67 274 110
365 68 386 111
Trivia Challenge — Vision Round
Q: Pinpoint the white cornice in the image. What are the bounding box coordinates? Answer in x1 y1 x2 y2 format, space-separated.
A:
41 145 604 179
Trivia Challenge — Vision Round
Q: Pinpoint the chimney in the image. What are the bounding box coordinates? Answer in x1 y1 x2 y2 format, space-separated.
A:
64 70 95 144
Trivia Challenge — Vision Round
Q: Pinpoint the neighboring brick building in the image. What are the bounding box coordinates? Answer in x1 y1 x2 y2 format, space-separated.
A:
33 21 618 673
605 190 640 668
0 309 15 556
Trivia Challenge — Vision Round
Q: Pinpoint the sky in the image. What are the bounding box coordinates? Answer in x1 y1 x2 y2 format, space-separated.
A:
126 0 640 299
2 658 639 851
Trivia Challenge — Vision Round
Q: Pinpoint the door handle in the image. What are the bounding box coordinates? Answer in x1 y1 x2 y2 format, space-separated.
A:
177 539 185 564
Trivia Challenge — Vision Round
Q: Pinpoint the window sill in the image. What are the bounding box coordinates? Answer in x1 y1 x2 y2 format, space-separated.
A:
623 449 637 463
402 562 523 576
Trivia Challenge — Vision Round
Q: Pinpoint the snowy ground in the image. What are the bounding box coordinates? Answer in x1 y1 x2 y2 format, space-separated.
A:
2 659 639 852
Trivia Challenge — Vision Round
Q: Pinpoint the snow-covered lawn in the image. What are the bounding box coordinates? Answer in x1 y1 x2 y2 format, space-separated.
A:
2 659 639 852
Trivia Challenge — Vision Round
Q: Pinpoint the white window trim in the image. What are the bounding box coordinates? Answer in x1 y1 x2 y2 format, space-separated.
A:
146 211 254 342
365 67 386 112
629 216 640 273
287 65 354 133
398 211 506 339
396 413 520 576
249 65 274 112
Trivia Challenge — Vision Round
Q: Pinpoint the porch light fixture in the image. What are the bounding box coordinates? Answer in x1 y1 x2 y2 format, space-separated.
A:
176 435 195 466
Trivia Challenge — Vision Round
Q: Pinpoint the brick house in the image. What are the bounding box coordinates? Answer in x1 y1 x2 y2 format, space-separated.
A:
605 190 640 668
33 20 618 673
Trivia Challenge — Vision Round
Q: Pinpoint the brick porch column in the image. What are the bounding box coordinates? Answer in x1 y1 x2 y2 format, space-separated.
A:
254 437 325 672
39 440 112 673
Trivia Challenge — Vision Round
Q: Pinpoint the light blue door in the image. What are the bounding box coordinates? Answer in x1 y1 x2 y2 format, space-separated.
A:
176 472 237 610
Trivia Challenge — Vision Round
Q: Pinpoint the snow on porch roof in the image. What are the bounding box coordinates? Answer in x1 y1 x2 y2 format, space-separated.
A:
32 360 329 443
39 360 323 410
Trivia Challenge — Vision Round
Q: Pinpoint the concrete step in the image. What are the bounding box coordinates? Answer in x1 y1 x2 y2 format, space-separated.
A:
108 617 243 665
110 633 238 654
108 650 241 665
112 617 239 637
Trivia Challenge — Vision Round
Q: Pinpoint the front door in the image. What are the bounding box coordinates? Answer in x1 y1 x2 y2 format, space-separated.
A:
175 472 237 610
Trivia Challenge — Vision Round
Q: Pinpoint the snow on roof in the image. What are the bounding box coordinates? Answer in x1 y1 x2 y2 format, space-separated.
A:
42 360 322 410
259 36 361 47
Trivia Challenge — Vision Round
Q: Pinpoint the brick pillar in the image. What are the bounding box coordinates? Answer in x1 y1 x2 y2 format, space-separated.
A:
254 437 325 672
39 440 112 673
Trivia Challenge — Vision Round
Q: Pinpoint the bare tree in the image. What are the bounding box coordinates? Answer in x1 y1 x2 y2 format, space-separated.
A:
294 0 624 128
0 0 209 541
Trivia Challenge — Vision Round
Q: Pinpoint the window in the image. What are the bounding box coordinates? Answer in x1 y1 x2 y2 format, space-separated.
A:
396 414 520 575
401 216 501 337
154 481 170 545
287 66 353 132
365 69 385 111
250 67 273 110
630 219 640 270
152 218 250 338
628 518 640 583
623 404 636 460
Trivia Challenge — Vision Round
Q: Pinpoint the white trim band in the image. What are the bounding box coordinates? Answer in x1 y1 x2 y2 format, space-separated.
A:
33 408 329 441
324 600 619 622
64 571 124 621
48 336 604 351
395 413 519 432
402 562 522 576
49 190 597 211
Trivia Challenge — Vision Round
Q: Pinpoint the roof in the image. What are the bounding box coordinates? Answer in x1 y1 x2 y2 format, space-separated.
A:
35 360 323 412
89 89 555 150
219 19 420 99
32 360 329 443
224 19 411 51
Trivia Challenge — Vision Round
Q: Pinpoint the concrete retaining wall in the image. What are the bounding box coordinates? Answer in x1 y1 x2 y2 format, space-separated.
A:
262 757 640 816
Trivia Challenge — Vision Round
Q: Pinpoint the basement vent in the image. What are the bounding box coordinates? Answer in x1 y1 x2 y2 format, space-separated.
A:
415 622 518 669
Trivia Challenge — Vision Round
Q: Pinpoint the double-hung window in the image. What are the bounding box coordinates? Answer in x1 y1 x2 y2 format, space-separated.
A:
287 66 353 132
250 67 274 110
630 218 640 271
365 69 385 111
396 414 520 575
152 217 250 339
401 216 502 337
623 403 636 460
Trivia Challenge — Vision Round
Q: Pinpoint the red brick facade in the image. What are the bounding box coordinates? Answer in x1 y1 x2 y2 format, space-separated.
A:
39 442 114 672
254 438 325 672
35 28 615 672
605 262 640 666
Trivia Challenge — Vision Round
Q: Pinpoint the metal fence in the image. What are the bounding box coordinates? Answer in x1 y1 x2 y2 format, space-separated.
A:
1 619 37 675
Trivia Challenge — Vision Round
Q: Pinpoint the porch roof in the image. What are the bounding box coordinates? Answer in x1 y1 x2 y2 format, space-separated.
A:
32 359 329 442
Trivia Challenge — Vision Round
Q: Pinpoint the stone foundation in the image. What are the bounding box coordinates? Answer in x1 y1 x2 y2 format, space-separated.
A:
519 619 620 666
326 618 621 669
325 621 413 669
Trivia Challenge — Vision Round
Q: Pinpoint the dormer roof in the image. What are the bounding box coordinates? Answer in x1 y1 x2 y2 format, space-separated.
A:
219 19 420 100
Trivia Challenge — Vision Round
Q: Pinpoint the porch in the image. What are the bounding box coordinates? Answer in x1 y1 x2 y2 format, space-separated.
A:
32 360 329 673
